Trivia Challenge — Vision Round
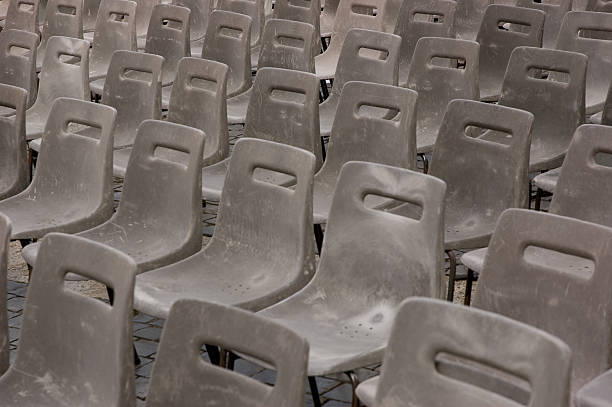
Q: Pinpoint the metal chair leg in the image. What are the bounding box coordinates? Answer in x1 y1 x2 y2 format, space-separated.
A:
535 187 542 211
314 224 324 254
446 250 457 302
464 268 475 306
418 153 429 174
345 371 361 407
308 376 323 407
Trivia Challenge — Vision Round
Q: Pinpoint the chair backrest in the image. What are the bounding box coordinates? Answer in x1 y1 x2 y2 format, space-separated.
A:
477 5 545 99
315 161 447 303
0 214 10 376
145 4 190 84
34 36 90 112
474 208 612 390
327 0 388 53
0 85 28 200
201 10 251 97
550 125 612 226
90 0 137 77
146 299 309 407
394 0 456 86
83 0 100 30
498 46 586 168
0 29 39 107
134 0 160 37
173 0 212 41
27 98 116 221
245 67 322 168
102 50 163 148
331 28 401 98
213 138 316 277
273 0 320 41
556 11 612 112
258 19 317 73
39 0 83 51
3 233 137 406
516 0 572 48
320 81 418 188
168 57 228 166
217 0 263 47
407 37 479 147
374 297 572 407
115 120 204 251
430 100 533 229
5 0 40 33
454 0 491 40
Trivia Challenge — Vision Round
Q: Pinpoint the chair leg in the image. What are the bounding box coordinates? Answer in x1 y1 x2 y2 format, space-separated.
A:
320 79 329 99
345 371 361 407
314 224 324 254
308 376 323 407
418 153 429 174
535 187 542 211
464 268 475 306
446 250 456 302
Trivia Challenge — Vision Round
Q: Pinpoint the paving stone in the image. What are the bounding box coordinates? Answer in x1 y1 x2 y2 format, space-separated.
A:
134 326 163 341
135 376 150 399
8 327 19 342
134 339 158 358
6 296 25 312
322 383 354 403
8 314 22 328
133 313 155 324
252 368 277 385
234 358 264 377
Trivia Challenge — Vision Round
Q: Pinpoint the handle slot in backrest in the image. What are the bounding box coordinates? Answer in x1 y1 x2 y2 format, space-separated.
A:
367 192 424 221
190 75 218 93
154 145 190 167
357 102 401 121
287 0 311 8
161 18 183 30
57 4 77 15
527 66 570 84
121 68 154 84
358 46 389 61
465 123 513 142
58 53 81 65
18 1 34 12
109 11 128 22
413 12 445 23
218 25 244 39
275 34 305 49
269 87 306 104
63 273 111 307
578 28 612 39
522 244 595 280
499 20 532 34
252 166 297 189
429 56 465 69
8 45 30 56
592 150 612 168
351 4 376 15
69 120 103 140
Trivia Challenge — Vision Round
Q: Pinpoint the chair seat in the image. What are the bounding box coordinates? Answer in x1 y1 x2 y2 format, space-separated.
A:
586 87 605 116
28 137 41 152
227 88 251 124
202 158 230 201
251 44 260 69
22 242 89 281
533 167 560 193
355 376 378 406
416 123 440 154
460 247 487 274
319 96 338 138
25 108 47 140
320 13 334 38
89 77 105 96
313 181 335 224
575 369 612 407
112 148 132 178
315 48 341 80
444 221 495 251
161 85 172 110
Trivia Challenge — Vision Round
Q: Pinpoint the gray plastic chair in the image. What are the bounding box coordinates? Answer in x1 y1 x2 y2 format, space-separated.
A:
319 28 401 139
454 0 491 40
174 0 210 44
407 37 480 153
0 214 10 376
89 0 137 81
203 67 321 201
4 0 40 34
0 233 137 407
134 0 160 48
394 0 456 87
576 370 612 407
0 0 9 20
257 161 446 406
473 208 612 392
315 0 388 80
313 81 417 225
319 0 337 37
0 85 28 200
201 10 252 98
356 297 572 407
217 0 263 67
477 4 545 101
488 46 586 172
145 299 309 407
0 98 116 241
0 29 38 109
273 0 321 56
134 138 316 318
83 0 99 30
556 11 612 114
517 0 572 48
36 0 83 71
26 36 90 141
226 18 317 124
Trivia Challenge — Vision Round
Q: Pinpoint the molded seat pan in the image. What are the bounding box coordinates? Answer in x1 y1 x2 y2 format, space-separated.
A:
460 247 487 273
315 48 341 80
227 88 251 124
533 167 560 193
319 97 338 138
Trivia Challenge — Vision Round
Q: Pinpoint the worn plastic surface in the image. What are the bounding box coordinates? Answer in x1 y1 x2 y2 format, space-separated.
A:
26 36 90 140
5 0 40 33
0 233 137 407
203 67 320 201
135 138 316 317
313 81 417 224
134 0 159 40
477 5 545 100
0 29 38 108
319 28 400 138
0 215 10 376
517 0 572 48
257 161 446 376
0 85 28 200
454 0 491 40
474 208 612 391
36 0 83 71
145 299 309 407
576 369 612 407
218 0 263 49
174 0 210 43
273 0 321 55
407 37 480 153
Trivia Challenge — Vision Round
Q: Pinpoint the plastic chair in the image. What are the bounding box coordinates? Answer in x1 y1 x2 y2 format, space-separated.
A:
516 0 572 48
0 29 39 109
145 299 309 407
174 0 210 43
257 161 446 407
313 81 417 226
202 67 321 201
217 0 263 67
0 98 116 241
83 0 99 30
0 233 137 407
226 18 317 124
134 0 160 48
4 0 40 34
556 11 612 114
0 0 9 20
89 0 137 81
394 0 456 87
319 0 337 37
473 208 612 392
477 4 545 101
407 37 480 153
356 297 572 407
454 0 491 40
315 0 388 80
488 46 586 172
0 85 28 200
319 28 401 139
0 214 10 376
134 138 316 318
201 10 252 98
26 36 90 141
36 0 83 71
576 370 612 407
273 0 321 56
